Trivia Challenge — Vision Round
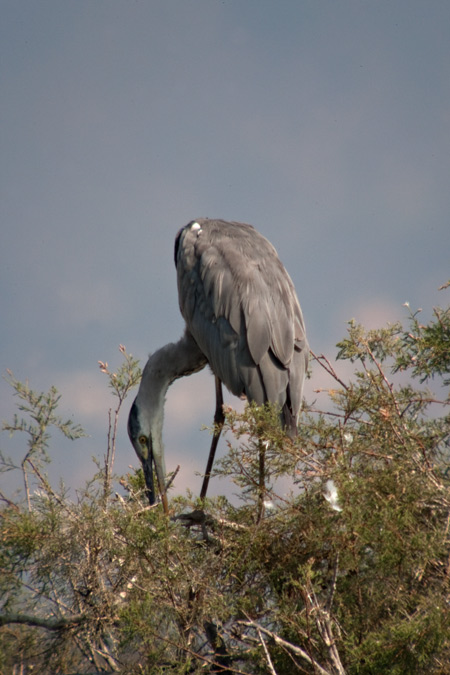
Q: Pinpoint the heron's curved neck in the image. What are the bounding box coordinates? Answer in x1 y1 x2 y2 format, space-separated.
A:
139 330 206 398
136 331 207 439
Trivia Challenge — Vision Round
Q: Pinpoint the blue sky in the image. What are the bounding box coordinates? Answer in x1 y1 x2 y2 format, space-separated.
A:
1 1 449 499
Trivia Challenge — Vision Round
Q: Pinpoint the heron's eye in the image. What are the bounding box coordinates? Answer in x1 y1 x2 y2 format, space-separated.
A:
138 435 147 446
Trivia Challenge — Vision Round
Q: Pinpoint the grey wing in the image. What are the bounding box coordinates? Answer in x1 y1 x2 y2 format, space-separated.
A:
175 219 308 428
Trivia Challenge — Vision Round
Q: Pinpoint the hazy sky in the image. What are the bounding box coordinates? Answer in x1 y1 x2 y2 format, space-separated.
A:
2 1 449 499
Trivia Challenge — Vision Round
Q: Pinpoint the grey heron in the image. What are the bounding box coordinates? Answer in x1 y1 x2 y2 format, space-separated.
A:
128 219 309 512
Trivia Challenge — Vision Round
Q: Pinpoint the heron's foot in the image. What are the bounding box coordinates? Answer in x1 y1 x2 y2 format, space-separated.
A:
173 508 214 527
172 509 216 545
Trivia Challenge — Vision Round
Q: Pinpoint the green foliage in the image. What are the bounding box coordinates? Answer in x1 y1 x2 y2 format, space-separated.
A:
1 372 86 509
1 294 449 674
337 300 450 388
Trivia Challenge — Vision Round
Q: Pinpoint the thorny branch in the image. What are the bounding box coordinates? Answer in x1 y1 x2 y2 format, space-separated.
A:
99 344 141 501
237 619 334 675
311 350 349 391
256 625 278 675
0 612 88 631
305 582 346 675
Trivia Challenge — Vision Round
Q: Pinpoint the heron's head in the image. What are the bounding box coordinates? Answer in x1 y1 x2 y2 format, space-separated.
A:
127 398 156 504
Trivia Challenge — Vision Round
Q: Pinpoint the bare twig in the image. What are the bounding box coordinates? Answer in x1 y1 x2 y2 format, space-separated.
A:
165 464 180 492
325 554 340 613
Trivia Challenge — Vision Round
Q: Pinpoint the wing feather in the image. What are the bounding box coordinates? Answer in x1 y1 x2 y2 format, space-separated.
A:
175 219 308 428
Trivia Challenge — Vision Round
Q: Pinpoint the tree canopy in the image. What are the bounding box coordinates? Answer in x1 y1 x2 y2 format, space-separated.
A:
1 291 449 674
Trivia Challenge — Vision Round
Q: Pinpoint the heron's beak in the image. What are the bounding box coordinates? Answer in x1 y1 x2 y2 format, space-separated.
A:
142 436 169 514
141 446 155 506
151 444 169 514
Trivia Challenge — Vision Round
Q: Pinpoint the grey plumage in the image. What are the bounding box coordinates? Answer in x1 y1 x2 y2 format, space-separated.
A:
128 219 309 511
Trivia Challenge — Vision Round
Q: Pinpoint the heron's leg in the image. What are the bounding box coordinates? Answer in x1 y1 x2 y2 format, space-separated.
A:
257 444 265 523
200 377 224 501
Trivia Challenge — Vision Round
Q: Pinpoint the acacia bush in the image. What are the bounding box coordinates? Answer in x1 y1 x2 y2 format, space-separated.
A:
1 292 449 674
